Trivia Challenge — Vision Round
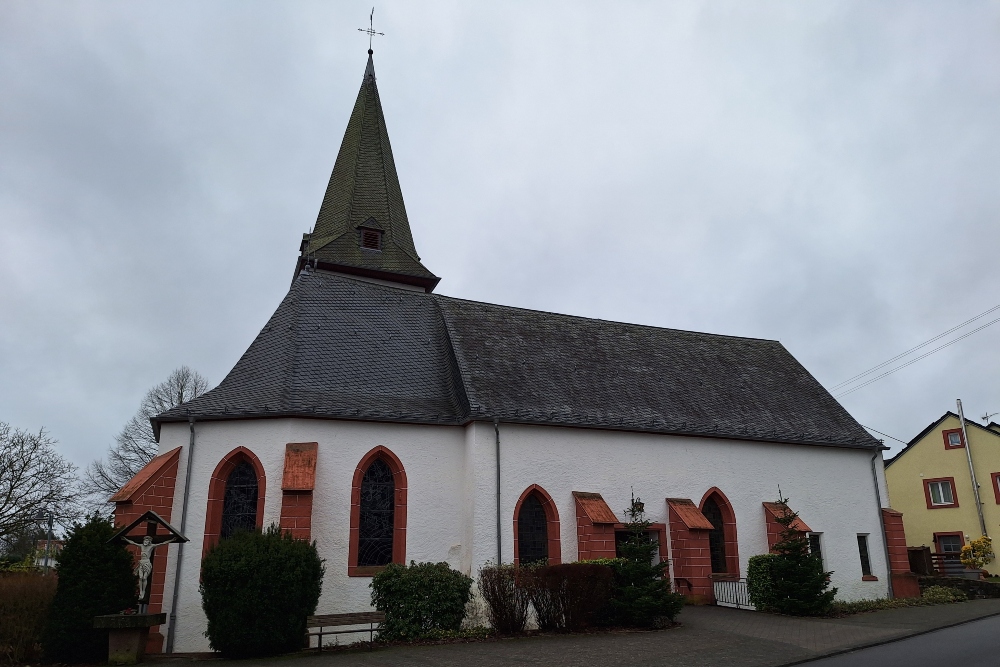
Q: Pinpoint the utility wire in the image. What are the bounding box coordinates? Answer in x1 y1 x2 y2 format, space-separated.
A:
836 316 1000 398
861 424 909 445
832 303 1000 391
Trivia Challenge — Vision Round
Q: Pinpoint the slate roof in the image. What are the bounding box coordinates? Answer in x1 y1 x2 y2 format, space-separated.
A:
299 54 439 291
154 270 879 450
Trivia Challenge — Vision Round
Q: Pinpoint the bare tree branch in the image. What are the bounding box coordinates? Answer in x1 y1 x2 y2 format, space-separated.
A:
0 422 78 545
82 366 208 503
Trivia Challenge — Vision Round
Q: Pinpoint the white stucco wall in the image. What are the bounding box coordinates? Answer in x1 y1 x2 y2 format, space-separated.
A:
156 417 890 652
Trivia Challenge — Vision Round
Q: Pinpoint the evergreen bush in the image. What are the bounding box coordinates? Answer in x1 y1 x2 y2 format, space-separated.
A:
370 562 473 641
602 496 685 627
768 497 836 616
523 563 613 631
200 525 324 658
746 554 778 611
477 562 530 634
42 514 136 663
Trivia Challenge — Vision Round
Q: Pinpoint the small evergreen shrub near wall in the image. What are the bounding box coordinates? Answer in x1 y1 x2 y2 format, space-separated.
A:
747 554 778 611
42 515 136 663
523 563 613 631
200 525 324 658
0 572 57 664
477 563 530 634
370 562 473 641
767 497 836 616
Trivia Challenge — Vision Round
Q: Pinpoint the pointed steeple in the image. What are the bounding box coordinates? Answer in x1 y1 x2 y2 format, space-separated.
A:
297 52 439 292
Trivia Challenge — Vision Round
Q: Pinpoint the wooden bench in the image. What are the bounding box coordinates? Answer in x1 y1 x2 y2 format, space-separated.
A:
305 612 385 651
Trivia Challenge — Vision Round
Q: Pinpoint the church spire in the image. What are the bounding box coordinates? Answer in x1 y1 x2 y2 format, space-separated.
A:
297 52 439 292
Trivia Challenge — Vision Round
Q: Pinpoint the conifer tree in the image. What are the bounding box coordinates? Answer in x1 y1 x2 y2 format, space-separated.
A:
769 496 836 616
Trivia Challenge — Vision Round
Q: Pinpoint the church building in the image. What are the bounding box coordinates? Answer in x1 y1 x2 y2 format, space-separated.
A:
111 51 916 653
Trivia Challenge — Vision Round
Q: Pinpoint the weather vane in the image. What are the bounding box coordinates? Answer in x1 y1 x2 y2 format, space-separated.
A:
358 8 384 52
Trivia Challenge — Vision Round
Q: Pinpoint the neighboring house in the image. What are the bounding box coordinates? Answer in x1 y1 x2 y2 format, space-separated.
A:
111 50 912 654
885 413 1000 573
34 539 63 569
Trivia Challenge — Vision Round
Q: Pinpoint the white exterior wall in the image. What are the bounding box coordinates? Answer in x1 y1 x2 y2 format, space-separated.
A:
157 418 889 652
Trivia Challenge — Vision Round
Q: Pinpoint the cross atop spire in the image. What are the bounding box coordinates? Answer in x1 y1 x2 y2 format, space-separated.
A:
358 8 384 53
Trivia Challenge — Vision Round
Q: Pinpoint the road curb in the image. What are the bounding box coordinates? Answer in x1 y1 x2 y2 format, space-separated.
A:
775 609 1000 666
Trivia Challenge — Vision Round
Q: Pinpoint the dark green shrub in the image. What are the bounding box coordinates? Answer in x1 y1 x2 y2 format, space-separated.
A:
524 563 613 631
200 525 324 658
747 554 778 611
602 496 685 627
477 562 530 634
1 572 57 663
768 497 837 616
42 514 136 663
370 561 473 640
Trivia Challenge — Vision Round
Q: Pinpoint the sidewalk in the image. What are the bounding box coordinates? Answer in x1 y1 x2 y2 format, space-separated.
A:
176 599 1000 667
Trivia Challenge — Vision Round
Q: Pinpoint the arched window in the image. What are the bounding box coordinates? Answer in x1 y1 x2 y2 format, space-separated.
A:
221 460 259 539
349 446 407 576
357 459 395 566
702 496 727 573
512 485 561 566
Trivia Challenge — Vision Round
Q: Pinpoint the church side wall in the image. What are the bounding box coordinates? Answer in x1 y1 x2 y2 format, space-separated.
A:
157 418 467 653
472 422 890 603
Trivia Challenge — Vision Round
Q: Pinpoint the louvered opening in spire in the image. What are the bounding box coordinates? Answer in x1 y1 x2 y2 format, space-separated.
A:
297 52 439 292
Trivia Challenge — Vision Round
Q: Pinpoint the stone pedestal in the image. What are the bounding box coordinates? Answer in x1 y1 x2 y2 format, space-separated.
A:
93 613 166 665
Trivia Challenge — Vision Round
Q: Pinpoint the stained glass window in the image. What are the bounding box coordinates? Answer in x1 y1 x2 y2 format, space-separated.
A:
703 496 728 573
221 460 258 539
517 494 548 565
358 459 395 566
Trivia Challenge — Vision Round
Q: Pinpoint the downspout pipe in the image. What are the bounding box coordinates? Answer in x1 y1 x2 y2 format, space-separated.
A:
957 399 988 537
165 416 197 653
494 419 501 565
870 445 893 600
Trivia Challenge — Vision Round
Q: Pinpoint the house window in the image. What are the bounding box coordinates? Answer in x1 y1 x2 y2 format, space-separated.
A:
808 533 823 565
857 534 873 577
360 228 383 250
943 428 965 449
702 496 728 573
937 534 963 554
357 459 395 567
924 478 958 509
517 494 549 565
992 472 1000 504
220 460 259 539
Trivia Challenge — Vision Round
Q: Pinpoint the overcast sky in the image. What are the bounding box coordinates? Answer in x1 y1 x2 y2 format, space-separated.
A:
2 1 998 472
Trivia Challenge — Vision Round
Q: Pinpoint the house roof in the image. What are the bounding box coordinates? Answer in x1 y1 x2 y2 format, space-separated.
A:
885 412 1000 467
153 271 879 451
298 53 438 291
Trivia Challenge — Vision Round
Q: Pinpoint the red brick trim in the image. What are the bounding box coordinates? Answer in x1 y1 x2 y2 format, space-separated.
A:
923 477 959 509
933 531 965 553
348 446 407 577
699 487 740 575
513 485 561 566
992 473 1000 505
111 448 181 503
943 428 966 449
862 575 879 581
202 447 266 557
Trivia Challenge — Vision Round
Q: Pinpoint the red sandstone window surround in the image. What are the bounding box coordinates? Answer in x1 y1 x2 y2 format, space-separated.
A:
942 428 965 449
202 447 266 556
992 473 1000 505
348 446 407 577
923 477 959 509
513 485 561 566
699 487 740 576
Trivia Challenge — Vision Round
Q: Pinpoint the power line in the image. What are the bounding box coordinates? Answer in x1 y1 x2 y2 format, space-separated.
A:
861 424 908 445
832 303 1000 391
836 315 1000 398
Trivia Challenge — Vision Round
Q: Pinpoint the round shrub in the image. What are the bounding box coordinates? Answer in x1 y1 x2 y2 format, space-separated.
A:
200 525 324 658
371 562 473 641
42 514 137 663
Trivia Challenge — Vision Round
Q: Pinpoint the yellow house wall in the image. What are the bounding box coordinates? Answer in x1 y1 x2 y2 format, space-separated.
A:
886 415 1000 562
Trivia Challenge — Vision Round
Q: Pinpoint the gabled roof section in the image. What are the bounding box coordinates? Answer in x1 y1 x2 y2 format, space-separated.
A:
573 492 620 524
885 412 1000 467
300 53 439 292
153 272 879 451
762 502 812 532
110 447 181 503
667 498 715 530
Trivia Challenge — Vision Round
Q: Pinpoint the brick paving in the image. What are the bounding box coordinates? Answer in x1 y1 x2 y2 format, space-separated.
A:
157 598 1000 667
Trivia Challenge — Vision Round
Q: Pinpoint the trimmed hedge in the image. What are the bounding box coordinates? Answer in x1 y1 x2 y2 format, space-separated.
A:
200 525 324 658
747 554 777 611
370 562 472 641
523 563 613 631
42 515 136 663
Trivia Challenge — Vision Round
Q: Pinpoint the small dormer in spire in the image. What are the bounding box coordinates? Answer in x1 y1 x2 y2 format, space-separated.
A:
297 52 439 292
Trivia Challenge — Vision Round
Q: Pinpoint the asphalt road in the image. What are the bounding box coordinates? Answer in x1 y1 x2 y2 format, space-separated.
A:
804 614 1000 667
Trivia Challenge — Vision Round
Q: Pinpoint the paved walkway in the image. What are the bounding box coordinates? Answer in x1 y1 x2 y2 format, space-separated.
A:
161 599 1000 667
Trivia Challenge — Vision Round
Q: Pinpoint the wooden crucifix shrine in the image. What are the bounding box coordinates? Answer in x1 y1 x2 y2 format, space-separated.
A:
110 510 188 612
